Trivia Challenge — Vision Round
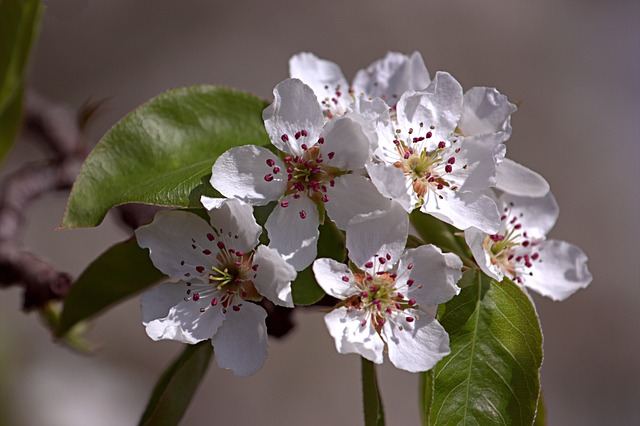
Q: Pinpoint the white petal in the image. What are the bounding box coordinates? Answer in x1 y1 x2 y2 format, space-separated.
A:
143 284 225 344
265 195 319 271
382 309 450 372
252 245 296 307
458 86 516 139
263 78 324 157
464 228 503 281
312 258 358 299
135 210 218 281
498 192 559 239
211 302 268 376
366 162 416 212
350 96 390 152
141 281 188 325
352 51 430 104
346 202 408 269
422 190 501 234
210 145 286 206
289 52 349 105
325 174 390 230
324 307 385 364
520 240 592 301
320 115 371 170
203 198 261 253
495 158 550 197
397 72 463 140
395 245 462 306
448 134 504 192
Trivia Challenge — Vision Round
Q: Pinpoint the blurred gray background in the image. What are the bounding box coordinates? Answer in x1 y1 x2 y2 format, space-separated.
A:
1 0 638 425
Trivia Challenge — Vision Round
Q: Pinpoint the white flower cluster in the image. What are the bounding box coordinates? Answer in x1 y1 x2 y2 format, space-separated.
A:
137 52 591 376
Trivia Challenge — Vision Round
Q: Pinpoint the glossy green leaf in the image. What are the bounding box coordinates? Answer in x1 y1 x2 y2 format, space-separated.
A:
419 370 433 425
57 237 165 336
139 341 213 426
0 0 43 163
291 220 345 306
62 86 269 228
362 357 385 426
429 270 543 425
533 391 546 426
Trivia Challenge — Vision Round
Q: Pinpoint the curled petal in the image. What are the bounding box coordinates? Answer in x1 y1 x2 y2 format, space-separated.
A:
265 194 319 271
395 244 462 306
211 302 268 376
498 192 559 239
521 239 592 301
210 145 286 206
252 245 296 308
465 227 503 281
325 174 390 230
346 201 408 269
324 307 385 364
263 78 323 156
495 158 550 197
201 198 261 253
458 86 517 140
312 258 358 299
289 52 349 106
421 190 501 234
366 162 416 213
382 308 450 373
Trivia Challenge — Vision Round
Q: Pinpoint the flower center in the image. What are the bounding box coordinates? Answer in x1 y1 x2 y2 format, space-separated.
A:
482 204 542 284
391 124 459 202
343 256 418 331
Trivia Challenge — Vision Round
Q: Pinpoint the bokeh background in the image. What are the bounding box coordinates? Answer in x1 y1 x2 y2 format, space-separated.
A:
1 0 638 424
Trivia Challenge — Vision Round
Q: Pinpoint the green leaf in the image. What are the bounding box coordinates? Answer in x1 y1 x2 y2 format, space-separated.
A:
429 270 543 425
0 0 43 163
57 237 165 337
62 86 270 228
419 370 433 425
139 341 213 426
362 357 385 426
533 391 546 426
291 219 345 306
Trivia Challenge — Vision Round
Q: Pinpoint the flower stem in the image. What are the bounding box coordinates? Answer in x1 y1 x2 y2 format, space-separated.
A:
361 357 385 426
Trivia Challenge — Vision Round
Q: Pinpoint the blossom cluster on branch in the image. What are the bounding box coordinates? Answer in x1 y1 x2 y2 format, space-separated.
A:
138 52 591 376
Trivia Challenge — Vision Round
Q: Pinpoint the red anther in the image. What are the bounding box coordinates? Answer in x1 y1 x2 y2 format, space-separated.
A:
318 137 324 144
211 298 218 306
284 155 292 162
322 195 329 203
196 266 205 273
406 316 414 323
202 249 211 255
280 200 289 207
426 131 432 138
531 253 540 260
281 134 289 142
407 279 414 286
514 224 522 230
369 285 377 292
193 293 200 301
408 299 417 306
404 152 410 159
438 141 446 149
293 194 300 199
361 291 369 298
236 251 244 257
522 241 530 247
342 276 350 282
217 241 225 249
299 210 307 219
448 157 456 164
295 131 301 139
386 253 391 260
301 129 308 137
273 167 281 174
407 263 414 269
264 174 274 182
445 164 453 173
328 152 335 159
378 257 386 264
233 261 241 267
301 144 308 150
232 305 241 312
266 159 276 167
207 233 215 241
252 264 259 271
330 180 335 187
364 261 374 268
437 183 444 190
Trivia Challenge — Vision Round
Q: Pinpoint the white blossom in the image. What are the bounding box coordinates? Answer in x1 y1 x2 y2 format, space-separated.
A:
136 199 296 376
465 192 592 301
